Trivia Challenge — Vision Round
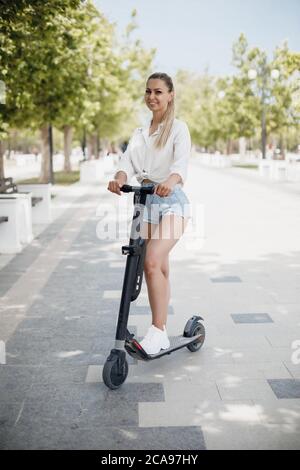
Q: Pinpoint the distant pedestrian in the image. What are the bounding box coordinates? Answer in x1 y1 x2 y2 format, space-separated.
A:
120 141 128 153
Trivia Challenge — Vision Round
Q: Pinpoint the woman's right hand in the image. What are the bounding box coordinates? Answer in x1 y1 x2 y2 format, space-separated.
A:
107 179 124 196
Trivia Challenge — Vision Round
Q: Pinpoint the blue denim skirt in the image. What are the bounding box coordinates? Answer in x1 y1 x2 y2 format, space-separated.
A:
142 182 191 224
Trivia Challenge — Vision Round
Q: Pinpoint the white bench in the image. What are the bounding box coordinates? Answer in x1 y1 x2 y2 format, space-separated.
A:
259 161 289 181
0 193 33 254
17 183 52 224
259 160 272 178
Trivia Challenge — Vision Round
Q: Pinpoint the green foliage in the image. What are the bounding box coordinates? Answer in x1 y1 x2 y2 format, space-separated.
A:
77 7 155 141
2 4 298 159
17 169 80 185
176 33 300 151
231 34 300 140
0 2 155 142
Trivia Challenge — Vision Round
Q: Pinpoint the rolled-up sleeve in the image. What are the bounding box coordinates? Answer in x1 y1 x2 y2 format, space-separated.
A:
114 138 136 182
169 122 191 184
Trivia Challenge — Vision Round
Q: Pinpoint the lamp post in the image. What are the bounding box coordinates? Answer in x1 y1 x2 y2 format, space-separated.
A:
248 60 279 159
48 124 54 184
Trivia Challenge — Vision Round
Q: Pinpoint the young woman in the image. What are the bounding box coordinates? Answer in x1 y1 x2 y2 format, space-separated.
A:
107 72 191 355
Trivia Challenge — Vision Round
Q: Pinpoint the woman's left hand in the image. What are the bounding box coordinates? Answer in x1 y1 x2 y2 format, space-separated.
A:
155 181 174 197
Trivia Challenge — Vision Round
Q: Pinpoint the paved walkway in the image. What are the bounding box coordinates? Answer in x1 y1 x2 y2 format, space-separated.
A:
0 161 300 450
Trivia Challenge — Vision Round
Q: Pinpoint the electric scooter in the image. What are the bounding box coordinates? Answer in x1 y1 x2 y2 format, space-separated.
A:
102 183 205 390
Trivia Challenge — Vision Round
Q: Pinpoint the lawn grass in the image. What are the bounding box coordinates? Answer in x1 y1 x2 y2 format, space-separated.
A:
18 170 80 185
233 164 258 170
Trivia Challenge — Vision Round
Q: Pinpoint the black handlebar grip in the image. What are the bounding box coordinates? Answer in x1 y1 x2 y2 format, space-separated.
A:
120 183 156 194
120 184 132 193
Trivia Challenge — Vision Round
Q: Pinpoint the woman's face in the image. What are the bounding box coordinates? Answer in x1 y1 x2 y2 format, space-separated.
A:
145 78 173 114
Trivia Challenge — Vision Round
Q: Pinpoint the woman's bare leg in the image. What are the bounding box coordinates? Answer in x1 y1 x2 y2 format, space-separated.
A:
143 214 188 330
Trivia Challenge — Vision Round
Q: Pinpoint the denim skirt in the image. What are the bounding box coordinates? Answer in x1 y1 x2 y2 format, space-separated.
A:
142 182 191 224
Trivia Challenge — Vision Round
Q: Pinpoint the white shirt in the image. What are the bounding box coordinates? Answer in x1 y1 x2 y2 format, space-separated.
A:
114 118 191 187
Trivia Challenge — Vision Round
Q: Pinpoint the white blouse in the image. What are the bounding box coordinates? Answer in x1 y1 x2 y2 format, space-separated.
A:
114 118 191 187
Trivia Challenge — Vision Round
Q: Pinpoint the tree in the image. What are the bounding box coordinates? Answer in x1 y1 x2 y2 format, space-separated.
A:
231 34 300 157
269 43 300 156
76 8 155 158
214 74 260 153
0 1 156 183
0 0 83 180
52 1 117 169
175 70 220 150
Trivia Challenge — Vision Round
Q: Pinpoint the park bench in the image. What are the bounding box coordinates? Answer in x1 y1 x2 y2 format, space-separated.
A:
0 177 43 206
0 194 33 254
0 178 51 253
0 177 17 193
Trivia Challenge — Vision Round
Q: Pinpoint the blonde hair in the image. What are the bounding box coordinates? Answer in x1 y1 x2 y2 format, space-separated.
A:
146 72 175 149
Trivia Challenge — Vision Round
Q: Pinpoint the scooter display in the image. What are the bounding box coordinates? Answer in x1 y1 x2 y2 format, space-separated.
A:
103 183 205 390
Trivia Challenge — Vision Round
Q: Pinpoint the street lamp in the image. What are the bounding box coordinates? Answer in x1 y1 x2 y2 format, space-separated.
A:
48 124 54 184
248 61 280 159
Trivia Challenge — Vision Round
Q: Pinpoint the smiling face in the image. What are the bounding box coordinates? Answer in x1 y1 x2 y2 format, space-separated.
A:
144 78 174 115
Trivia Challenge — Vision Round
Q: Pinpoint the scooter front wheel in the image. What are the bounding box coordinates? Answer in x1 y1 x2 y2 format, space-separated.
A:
102 349 129 390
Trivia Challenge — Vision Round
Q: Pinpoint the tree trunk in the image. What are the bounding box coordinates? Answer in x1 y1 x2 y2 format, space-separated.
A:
101 138 109 158
226 139 233 155
87 134 98 159
0 140 5 179
81 128 86 159
7 138 11 159
239 137 247 159
63 125 73 172
87 134 94 160
279 134 286 160
96 132 100 159
39 124 51 183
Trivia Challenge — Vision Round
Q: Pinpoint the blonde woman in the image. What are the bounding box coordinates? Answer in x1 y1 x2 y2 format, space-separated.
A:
107 72 191 355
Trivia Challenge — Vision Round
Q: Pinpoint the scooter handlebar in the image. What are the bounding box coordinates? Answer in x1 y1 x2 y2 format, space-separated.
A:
120 184 156 195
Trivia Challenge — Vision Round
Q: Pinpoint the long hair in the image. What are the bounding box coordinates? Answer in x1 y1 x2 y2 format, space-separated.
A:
146 72 175 149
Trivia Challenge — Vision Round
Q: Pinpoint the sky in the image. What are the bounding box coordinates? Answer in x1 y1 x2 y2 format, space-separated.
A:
95 0 300 77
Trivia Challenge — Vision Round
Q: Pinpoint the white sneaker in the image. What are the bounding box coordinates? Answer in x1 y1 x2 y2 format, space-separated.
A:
140 325 170 355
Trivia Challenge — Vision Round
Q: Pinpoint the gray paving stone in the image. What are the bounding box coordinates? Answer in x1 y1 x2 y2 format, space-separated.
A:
210 276 242 283
2 165 300 449
17 318 135 339
18 399 139 428
0 423 206 450
0 366 37 402
231 313 274 324
0 402 24 427
268 379 300 399
58 425 206 450
5 340 52 365
130 305 174 315
25 382 164 404
0 203 84 298
40 351 109 366
38 348 137 366
32 365 89 384
0 421 66 450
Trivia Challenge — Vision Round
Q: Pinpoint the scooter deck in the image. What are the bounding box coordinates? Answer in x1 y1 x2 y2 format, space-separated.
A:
125 333 203 361
148 334 203 359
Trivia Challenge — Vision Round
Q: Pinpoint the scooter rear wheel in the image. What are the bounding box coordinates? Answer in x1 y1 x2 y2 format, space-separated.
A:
186 323 205 352
102 351 129 390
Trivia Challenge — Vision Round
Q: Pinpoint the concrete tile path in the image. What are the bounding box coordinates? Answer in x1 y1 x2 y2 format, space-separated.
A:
0 160 300 450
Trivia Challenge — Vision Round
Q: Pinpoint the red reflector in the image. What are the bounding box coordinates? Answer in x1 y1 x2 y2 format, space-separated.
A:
133 340 142 350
